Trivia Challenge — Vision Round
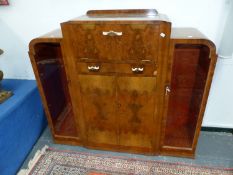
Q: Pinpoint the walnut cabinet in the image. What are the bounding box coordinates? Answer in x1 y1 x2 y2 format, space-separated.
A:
29 9 217 158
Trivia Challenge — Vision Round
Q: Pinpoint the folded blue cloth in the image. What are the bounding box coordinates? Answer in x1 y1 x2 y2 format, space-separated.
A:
0 79 47 175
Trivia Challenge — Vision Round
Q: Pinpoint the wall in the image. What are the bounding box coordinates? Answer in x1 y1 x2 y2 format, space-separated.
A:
0 0 232 128
202 2 233 128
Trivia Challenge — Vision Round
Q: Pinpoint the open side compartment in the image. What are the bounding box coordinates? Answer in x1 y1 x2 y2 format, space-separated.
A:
32 42 78 137
163 44 210 149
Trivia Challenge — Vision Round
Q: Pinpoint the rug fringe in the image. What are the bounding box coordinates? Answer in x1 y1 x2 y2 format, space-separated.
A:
17 145 49 175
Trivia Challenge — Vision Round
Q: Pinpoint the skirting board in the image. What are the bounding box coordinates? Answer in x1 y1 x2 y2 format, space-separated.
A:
201 127 233 134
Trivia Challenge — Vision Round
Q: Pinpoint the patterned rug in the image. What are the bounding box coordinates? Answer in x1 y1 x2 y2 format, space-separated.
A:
19 146 233 175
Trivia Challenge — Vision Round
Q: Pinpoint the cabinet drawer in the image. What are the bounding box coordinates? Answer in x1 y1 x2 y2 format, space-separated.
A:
76 62 115 74
76 62 157 76
116 63 157 76
62 23 160 61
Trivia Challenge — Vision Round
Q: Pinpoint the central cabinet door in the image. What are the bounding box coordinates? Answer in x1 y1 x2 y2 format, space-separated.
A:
78 73 157 151
117 76 157 151
78 75 117 145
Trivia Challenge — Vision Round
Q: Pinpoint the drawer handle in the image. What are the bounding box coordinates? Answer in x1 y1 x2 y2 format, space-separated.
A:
87 65 100 72
102 31 123 36
131 67 144 73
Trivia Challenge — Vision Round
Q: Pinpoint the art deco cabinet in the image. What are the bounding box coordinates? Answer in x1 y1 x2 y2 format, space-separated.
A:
29 9 217 158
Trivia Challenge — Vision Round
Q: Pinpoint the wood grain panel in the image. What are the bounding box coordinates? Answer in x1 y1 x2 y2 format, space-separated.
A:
62 24 159 61
78 75 117 145
117 76 157 149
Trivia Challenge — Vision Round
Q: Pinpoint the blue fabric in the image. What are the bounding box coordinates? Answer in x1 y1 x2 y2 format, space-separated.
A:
0 79 47 175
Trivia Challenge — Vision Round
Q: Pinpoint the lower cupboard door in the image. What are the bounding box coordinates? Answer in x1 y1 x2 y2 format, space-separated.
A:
117 76 157 150
78 75 117 145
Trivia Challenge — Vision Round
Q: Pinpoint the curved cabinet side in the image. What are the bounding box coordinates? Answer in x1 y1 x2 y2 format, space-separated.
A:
160 37 217 158
29 38 80 145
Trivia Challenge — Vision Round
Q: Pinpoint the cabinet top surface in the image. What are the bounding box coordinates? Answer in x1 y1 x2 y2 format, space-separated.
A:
65 9 170 23
171 28 207 39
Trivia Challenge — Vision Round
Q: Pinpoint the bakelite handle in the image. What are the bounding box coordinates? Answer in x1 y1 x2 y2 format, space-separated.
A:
87 65 100 72
102 31 123 36
131 67 144 73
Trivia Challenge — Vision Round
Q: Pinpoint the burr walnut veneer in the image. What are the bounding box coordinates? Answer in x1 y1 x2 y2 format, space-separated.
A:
29 9 217 158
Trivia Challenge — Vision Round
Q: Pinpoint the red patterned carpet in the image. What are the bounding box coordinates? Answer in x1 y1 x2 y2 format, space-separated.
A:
19 147 233 175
